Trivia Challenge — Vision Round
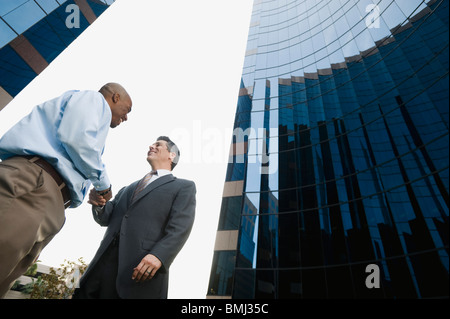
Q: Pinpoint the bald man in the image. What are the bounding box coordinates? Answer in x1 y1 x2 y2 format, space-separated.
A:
0 83 132 298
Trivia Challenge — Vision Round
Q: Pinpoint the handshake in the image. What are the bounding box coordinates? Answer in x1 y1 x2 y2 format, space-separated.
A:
87 186 112 207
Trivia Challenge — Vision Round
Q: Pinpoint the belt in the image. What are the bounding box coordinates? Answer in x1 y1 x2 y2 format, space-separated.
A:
23 156 71 209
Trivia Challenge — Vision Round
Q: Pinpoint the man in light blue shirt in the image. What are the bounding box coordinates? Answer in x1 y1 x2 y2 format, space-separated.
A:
0 83 132 298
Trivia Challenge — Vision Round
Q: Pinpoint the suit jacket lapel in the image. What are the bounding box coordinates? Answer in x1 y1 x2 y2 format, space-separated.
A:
130 174 175 206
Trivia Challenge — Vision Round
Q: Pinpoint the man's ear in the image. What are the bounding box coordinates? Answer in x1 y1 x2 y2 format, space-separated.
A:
112 93 120 103
169 152 176 162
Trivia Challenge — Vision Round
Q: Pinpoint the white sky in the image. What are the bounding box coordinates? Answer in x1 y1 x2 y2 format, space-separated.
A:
0 0 253 299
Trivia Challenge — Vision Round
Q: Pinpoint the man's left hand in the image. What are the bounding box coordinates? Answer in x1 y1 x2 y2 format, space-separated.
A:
132 254 162 282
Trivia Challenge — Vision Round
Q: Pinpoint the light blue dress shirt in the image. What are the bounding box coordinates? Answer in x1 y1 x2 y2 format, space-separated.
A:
0 90 112 208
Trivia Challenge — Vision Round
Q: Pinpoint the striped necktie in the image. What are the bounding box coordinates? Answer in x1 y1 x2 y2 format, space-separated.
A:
132 171 157 202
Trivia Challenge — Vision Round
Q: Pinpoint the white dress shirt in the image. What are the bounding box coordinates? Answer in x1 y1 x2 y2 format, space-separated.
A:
143 169 172 188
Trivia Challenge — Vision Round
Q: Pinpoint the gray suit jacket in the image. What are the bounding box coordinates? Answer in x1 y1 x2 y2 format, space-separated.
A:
81 174 196 299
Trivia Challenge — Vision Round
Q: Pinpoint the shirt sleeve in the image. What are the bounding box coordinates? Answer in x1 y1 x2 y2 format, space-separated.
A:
56 91 112 191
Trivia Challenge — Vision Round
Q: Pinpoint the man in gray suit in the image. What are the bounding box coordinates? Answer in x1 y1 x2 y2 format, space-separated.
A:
73 136 196 299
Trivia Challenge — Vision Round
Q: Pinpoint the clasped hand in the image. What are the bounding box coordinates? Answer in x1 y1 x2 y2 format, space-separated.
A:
87 187 112 206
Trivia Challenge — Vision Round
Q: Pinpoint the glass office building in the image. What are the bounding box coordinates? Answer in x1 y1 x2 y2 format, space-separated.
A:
208 0 448 298
0 0 115 111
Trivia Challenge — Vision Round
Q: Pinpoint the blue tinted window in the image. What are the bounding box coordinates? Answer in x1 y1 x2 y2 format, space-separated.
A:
0 0 28 16
207 251 236 296
0 19 16 49
0 46 36 96
2 1 45 35
36 0 59 14
87 0 110 17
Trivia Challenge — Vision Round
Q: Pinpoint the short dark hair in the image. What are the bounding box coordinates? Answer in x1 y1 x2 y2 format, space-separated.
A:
157 136 180 170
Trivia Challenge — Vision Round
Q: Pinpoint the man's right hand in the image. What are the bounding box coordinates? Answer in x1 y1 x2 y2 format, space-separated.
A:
88 188 110 206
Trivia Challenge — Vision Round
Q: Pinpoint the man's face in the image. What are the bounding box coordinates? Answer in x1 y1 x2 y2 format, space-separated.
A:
110 94 132 128
147 140 175 167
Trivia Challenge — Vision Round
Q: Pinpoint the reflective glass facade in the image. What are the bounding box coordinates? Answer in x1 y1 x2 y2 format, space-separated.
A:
0 0 115 111
208 0 448 299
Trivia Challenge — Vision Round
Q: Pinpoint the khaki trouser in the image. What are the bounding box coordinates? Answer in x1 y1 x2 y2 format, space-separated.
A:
0 157 66 298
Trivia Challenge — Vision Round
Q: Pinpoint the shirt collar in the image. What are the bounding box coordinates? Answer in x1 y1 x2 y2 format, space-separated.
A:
154 169 172 177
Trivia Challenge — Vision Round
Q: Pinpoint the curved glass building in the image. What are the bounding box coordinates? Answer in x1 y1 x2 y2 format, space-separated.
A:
208 0 449 298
